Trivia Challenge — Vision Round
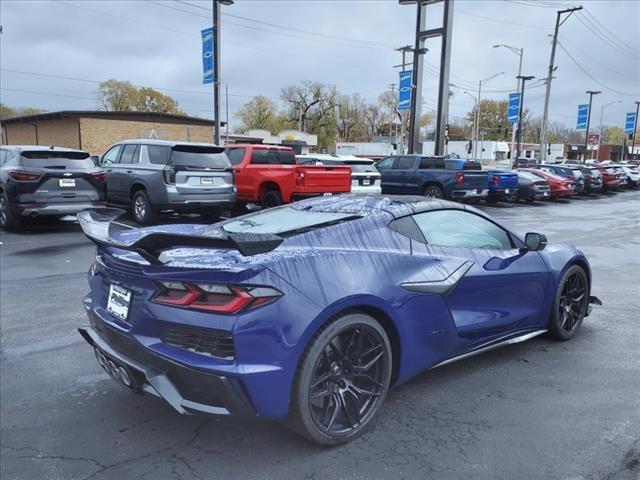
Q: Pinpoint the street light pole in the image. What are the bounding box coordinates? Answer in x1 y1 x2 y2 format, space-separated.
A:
584 90 601 162
631 101 640 160
493 44 523 168
539 6 583 164
212 0 234 145
597 100 621 161
516 75 535 160
474 72 504 159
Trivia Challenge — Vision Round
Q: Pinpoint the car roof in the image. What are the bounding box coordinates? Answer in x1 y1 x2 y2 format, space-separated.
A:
0 145 87 153
116 139 222 148
229 143 293 151
292 194 468 219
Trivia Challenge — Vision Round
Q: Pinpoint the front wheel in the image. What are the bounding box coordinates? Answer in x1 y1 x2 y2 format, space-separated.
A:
548 265 589 341
288 312 392 446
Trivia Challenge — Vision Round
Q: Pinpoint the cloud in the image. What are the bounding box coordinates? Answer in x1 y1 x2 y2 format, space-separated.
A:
1 0 638 130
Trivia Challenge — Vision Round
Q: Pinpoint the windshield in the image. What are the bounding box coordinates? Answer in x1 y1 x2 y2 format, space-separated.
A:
571 169 583 178
221 207 356 235
519 171 543 182
21 150 94 169
171 146 230 169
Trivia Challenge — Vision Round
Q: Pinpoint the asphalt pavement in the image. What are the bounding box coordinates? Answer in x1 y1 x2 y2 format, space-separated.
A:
1 191 639 480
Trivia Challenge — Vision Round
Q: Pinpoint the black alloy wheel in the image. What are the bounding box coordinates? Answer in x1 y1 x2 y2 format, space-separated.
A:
548 265 589 340
261 189 283 209
289 313 392 445
423 185 443 199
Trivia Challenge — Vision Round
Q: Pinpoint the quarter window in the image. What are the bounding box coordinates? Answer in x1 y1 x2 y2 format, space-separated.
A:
227 148 246 166
412 210 513 250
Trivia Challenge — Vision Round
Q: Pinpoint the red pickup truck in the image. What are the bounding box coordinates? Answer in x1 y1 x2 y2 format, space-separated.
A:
225 144 351 207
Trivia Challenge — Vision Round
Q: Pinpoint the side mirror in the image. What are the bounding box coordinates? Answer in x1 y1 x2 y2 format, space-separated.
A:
524 232 547 252
90 155 100 166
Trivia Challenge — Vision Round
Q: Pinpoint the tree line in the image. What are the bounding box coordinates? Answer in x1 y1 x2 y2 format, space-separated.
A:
1 78 628 147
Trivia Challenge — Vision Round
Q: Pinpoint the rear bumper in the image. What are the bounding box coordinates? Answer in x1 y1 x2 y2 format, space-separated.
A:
450 188 489 199
351 185 382 195
162 190 237 211
78 322 256 417
487 188 517 199
16 201 106 217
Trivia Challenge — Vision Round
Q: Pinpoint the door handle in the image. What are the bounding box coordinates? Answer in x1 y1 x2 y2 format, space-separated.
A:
126 170 133 173
106 169 113 172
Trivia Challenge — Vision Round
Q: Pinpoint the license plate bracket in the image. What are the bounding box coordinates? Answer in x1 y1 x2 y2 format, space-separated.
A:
107 284 132 322
200 177 215 185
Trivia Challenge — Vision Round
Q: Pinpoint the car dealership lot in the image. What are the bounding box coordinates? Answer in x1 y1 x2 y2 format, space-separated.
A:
1 192 639 480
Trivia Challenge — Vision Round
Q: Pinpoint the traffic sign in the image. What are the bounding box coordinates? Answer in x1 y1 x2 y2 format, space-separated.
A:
576 104 589 130
625 112 636 134
201 27 214 85
398 71 412 111
508 93 520 125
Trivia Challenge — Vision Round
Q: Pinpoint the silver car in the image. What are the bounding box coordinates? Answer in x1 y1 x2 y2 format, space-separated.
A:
100 140 236 225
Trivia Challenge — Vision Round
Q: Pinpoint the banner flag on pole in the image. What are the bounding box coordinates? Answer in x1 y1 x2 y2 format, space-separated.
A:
625 112 636 134
508 93 520 125
398 71 412 111
201 27 214 85
576 104 589 130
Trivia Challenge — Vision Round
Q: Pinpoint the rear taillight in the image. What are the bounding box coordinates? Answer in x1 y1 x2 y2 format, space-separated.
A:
91 171 107 182
163 167 176 184
296 171 305 187
152 281 282 314
491 175 500 186
455 172 464 187
8 170 41 182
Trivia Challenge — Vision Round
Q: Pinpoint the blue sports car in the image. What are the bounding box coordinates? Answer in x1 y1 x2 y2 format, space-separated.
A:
77 195 601 445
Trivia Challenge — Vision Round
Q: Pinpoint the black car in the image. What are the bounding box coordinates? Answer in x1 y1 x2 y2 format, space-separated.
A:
513 171 551 202
563 164 603 194
0 145 106 230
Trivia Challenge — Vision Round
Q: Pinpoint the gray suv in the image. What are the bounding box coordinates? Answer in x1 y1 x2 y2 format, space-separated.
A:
100 140 236 224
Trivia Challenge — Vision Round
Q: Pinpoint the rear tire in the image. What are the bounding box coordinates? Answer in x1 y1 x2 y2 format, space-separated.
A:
288 312 392 446
423 185 444 199
0 190 23 231
547 265 589 341
261 189 283 209
131 190 156 225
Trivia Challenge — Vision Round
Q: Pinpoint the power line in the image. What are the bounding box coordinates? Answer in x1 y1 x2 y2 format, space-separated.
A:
455 8 545 29
556 41 640 96
574 12 639 61
581 8 638 56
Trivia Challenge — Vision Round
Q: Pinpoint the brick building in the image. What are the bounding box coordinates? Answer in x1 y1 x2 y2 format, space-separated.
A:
0 110 226 155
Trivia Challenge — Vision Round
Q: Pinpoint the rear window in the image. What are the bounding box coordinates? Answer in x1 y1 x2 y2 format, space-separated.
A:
221 206 355 235
21 150 94 169
250 149 295 165
170 145 230 169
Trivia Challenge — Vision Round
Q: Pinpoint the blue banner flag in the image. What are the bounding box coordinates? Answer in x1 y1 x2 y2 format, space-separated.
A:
576 104 589 130
625 112 636 134
508 93 520 125
398 71 412 111
201 27 214 85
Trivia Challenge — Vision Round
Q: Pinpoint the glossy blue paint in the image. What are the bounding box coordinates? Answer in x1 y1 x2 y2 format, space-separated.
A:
81 194 592 421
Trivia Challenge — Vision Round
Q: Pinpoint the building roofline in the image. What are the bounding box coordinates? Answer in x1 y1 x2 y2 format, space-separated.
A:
0 110 226 127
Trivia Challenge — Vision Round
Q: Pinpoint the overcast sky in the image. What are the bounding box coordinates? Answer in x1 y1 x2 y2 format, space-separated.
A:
1 0 638 131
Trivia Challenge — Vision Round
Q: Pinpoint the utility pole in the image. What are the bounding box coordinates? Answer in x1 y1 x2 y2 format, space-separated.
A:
539 5 583 163
597 100 621 161
631 101 640 160
493 44 523 167
212 0 234 145
584 90 601 162
516 75 535 160
225 84 229 145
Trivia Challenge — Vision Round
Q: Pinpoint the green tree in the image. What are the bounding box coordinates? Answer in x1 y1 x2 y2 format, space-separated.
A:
235 95 278 133
603 125 626 144
96 80 182 114
1 103 16 120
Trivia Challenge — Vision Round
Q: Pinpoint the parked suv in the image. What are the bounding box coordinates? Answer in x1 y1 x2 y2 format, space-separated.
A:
0 145 106 230
100 140 236 225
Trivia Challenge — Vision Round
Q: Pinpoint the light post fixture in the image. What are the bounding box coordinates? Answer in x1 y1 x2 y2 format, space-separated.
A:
473 72 504 158
597 100 621 161
464 90 477 156
213 0 234 146
584 90 601 162
493 44 523 167
631 101 640 160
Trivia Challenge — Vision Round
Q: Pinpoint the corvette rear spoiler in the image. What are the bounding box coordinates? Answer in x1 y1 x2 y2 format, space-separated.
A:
77 208 283 265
